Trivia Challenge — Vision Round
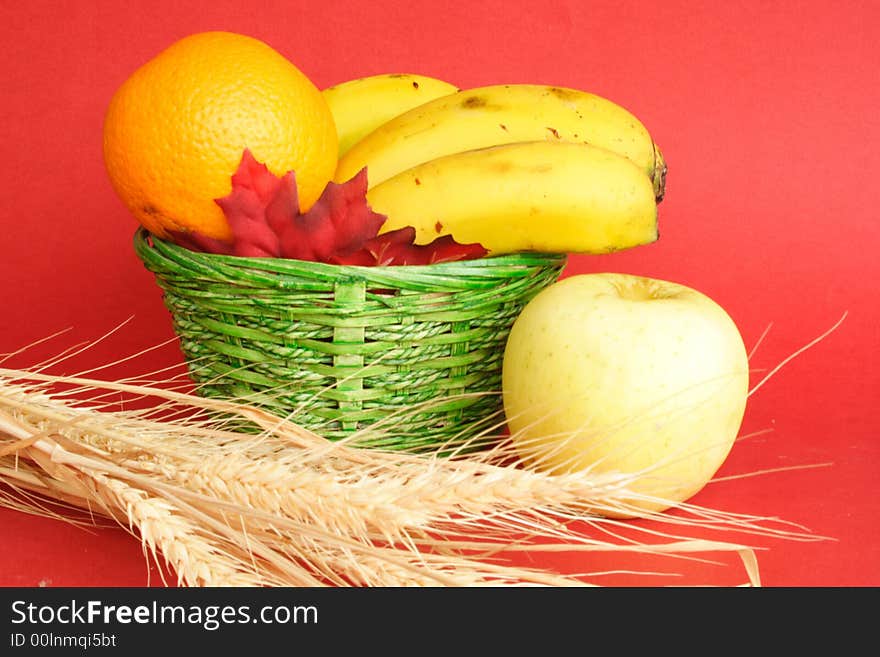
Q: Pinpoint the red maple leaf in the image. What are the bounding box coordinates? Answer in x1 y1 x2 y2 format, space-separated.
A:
360 229 488 266
278 167 386 262
166 149 487 267
168 150 293 257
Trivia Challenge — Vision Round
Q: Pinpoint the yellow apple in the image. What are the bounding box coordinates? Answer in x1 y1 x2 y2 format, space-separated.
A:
501 272 750 518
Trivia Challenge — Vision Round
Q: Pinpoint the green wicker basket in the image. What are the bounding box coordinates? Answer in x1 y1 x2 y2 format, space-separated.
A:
133 227 567 452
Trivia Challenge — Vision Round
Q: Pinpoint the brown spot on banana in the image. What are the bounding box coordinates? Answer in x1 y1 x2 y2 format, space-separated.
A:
461 95 487 109
547 86 580 102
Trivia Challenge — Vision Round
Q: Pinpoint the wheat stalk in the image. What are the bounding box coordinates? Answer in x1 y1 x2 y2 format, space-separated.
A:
1 426 594 586
0 317 845 586
4 372 804 540
0 371 774 586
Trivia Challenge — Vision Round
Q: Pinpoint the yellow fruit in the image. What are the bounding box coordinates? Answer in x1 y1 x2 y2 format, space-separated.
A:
502 273 750 518
367 141 658 256
323 73 459 158
334 83 665 200
103 31 338 241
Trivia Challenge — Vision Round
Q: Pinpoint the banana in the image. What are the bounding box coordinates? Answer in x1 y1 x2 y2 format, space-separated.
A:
366 140 658 256
335 83 666 201
323 73 459 158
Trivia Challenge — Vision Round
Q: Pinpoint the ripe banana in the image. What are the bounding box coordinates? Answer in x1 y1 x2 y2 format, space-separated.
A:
323 73 459 158
335 83 666 201
366 140 658 256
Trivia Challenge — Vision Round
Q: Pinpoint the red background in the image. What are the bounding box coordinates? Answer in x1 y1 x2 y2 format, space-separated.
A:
1 0 877 587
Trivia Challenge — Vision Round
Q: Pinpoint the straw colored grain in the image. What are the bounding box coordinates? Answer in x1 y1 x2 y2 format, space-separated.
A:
0 372 760 586
0 313 845 586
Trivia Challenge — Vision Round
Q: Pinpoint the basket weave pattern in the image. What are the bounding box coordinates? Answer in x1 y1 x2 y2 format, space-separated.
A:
134 228 566 451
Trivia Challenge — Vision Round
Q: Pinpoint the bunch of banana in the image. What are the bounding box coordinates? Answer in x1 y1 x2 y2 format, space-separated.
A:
323 75 667 256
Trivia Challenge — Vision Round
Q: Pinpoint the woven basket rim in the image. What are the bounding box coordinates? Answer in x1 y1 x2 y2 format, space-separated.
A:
133 227 568 284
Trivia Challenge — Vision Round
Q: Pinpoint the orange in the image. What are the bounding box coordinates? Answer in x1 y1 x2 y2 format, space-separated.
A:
102 31 338 241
